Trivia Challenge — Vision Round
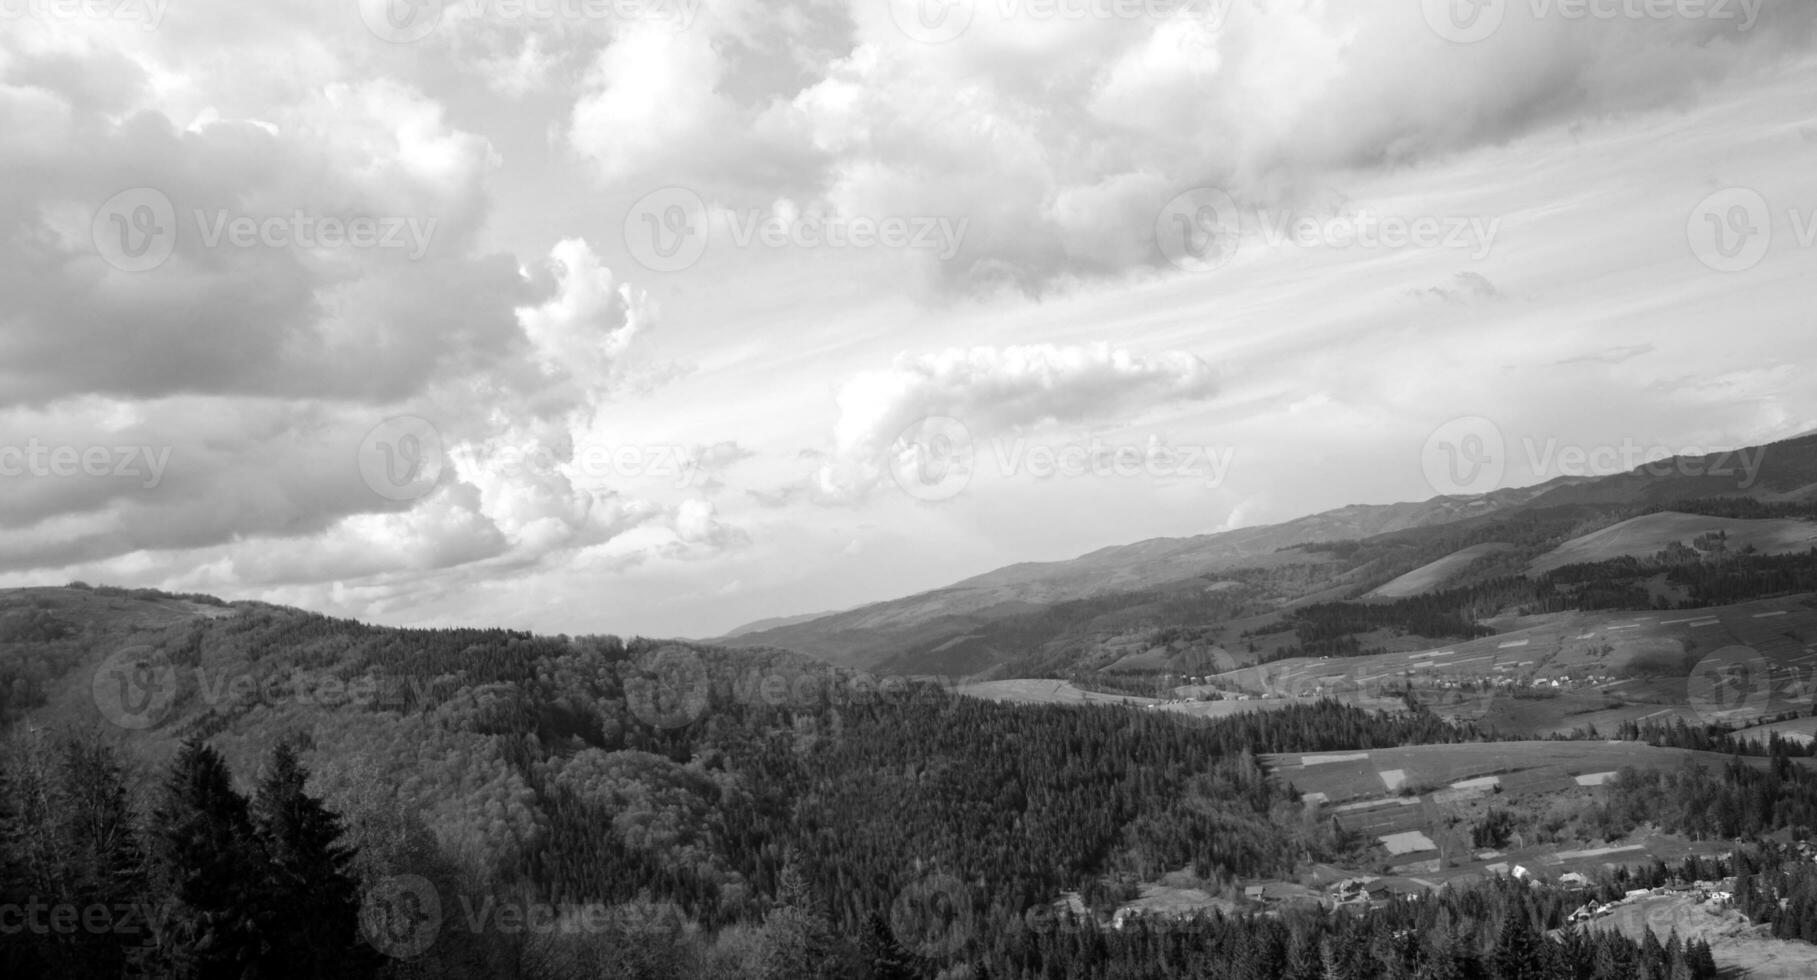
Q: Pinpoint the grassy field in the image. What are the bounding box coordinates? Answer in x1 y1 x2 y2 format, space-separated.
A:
955 679 1161 706
1529 512 1817 575
1365 542 1515 598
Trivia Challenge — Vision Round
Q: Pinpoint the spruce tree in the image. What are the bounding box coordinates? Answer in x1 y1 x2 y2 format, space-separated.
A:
250 741 375 979
1491 900 1547 980
150 738 270 980
858 910 916 980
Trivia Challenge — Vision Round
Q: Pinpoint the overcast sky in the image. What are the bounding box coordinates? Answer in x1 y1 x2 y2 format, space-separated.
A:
2 0 1815 638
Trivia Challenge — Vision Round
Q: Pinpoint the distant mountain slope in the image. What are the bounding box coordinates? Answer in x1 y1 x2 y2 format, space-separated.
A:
1365 543 1517 599
717 609 843 638
1529 512 1817 575
722 480 1584 668
726 433 1817 674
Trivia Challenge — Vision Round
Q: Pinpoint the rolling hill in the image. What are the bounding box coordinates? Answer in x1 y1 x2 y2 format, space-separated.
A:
726 434 1817 676
1529 512 1817 575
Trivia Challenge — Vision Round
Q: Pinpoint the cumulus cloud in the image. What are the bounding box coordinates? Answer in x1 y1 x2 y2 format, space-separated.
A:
0 10 711 596
560 0 1816 290
811 343 1221 500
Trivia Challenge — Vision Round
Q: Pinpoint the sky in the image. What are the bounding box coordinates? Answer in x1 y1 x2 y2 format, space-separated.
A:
2 0 1815 639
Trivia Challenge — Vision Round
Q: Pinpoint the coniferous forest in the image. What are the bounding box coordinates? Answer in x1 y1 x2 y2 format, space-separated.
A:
0 596 1752 979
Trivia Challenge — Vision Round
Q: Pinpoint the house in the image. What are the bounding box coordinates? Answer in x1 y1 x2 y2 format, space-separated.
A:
1559 872 1590 888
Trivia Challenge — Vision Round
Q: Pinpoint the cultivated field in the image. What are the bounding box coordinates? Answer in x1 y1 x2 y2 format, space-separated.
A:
1200 596 1817 737
1263 740 1800 877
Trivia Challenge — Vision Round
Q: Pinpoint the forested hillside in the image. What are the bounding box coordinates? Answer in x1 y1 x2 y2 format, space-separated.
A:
0 586 1712 978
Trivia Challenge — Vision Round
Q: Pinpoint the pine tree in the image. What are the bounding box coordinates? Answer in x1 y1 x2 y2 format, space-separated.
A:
1685 938 1717 979
150 738 271 980
250 741 376 979
1638 924 1666 979
1320 934 1353 980
1283 929 1322 980
1492 900 1547 980
858 910 916 980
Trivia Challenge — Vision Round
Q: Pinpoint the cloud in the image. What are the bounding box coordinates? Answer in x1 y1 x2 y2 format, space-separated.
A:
811 343 1221 500
568 28 738 184
559 0 1816 291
